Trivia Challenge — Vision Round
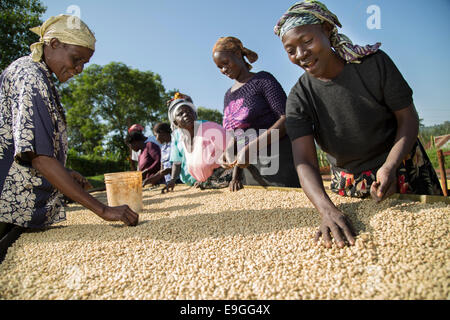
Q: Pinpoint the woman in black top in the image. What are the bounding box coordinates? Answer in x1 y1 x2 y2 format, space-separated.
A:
274 1 442 249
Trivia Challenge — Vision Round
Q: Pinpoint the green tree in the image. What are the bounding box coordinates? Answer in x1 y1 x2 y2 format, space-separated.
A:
59 65 107 155
197 107 223 125
419 118 425 128
160 88 180 122
0 0 46 72
419 121 450 147
59 62 168 159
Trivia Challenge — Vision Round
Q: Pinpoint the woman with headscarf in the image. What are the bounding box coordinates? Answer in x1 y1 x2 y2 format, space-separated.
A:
127 123 160 171
165 93 199 190
126 130 162 186
166 93 232 191
212 37 300 192
274 0 442 248
0 15 138 235
144 122 173 192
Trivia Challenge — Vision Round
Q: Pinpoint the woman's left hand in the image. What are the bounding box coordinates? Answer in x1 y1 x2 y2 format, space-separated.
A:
371 104 418 202
370 165 397 202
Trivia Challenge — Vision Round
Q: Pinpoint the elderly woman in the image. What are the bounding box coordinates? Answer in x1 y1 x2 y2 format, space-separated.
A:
166 93 232 191
0 15 138 234
165 93 199 190
212 37 300 191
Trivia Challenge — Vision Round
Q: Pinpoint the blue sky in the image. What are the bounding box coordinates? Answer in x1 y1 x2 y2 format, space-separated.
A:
41 0 450 126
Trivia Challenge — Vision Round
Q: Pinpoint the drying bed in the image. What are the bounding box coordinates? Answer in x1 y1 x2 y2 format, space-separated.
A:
0 186 448 299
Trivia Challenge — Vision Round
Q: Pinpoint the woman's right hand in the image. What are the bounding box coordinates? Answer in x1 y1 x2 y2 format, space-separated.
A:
315 209 356 248
100 205 139 226
229 178 243 192
229 167 243 192
165 179 176 192
290 135 357 249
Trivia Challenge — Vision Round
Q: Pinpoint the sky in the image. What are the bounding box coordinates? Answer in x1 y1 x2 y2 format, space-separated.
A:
40 0 450 127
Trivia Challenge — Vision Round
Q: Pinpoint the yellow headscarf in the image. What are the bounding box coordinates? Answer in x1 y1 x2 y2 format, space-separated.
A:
29 14 96 62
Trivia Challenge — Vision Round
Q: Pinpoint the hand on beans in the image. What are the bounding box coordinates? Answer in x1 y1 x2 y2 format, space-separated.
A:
164 180 176 193
371 165 397 203
315 210 356 248
101 205 139 226
229 179 243 192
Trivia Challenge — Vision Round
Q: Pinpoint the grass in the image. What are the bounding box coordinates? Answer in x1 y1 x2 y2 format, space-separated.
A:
86 174 105 189
426 147 450 169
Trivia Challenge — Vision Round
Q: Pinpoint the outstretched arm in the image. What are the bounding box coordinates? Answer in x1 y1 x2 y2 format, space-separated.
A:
291 135 356 248
31 154 139 226
236 115 287 169
166 162 182 192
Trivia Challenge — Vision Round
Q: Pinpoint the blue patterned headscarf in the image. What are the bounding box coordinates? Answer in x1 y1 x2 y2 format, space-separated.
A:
274 0 381 63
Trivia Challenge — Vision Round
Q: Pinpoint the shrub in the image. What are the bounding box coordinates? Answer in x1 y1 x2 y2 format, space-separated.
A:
66 149 129 177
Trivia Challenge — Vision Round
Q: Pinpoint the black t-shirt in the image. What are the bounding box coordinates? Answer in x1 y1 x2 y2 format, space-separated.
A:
285 50 413 174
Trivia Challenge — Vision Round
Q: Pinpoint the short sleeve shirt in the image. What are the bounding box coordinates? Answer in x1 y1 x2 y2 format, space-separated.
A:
223 71 286 132
285 50 413 173
0 56 68 228
131 136 160 161
160 142 172 183
170 127 199 186
138 142 161 179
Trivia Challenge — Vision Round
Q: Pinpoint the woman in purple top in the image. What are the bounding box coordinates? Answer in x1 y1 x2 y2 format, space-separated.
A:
213 36 300 191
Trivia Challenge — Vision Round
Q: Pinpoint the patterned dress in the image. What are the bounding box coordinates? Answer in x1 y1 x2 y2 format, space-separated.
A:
0 55 68 228
330 140 443 198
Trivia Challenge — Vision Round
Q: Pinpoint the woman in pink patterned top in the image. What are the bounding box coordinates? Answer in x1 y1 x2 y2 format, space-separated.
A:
213 36 300 191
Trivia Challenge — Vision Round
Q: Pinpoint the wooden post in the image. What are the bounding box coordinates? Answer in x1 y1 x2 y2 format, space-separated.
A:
437 149 448 196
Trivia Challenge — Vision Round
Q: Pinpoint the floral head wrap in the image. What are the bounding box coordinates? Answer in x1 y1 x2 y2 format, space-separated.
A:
30 14 96 62
212 37 258 70
274 0 381 63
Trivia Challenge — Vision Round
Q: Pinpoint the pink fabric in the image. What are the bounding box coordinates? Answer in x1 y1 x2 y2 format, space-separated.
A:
184 121 229 182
